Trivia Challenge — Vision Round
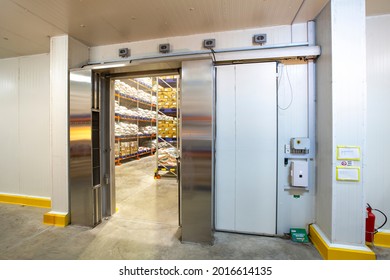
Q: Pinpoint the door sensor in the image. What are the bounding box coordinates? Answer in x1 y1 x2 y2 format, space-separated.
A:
203 39 216 49
253 34 267 44
159 43 170 54
118 48 130 58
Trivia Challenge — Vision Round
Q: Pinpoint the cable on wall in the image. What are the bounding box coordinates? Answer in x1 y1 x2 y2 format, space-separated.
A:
277 63 294 110
210 48 217 63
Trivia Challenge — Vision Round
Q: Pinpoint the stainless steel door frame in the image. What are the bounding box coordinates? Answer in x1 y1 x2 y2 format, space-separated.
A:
181 60 214 244
69 69 96 227
101 75 115 217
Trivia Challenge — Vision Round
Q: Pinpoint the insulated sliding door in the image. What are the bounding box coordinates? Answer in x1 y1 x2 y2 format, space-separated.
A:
215 62 277 235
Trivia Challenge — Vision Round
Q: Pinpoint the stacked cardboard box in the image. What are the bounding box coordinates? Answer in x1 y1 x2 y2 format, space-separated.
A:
115 143 120 158
158 88 177 109
120 141 138 156
158 120 177 138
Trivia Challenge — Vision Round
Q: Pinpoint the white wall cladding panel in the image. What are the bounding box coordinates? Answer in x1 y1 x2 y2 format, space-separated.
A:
0 58 20 194
19 54 50 197
315 2 333 241
50 35 69 213
89 24 308 63
0 54 50 198
277 63 316 234
366 14 390 230
69 37 89 69
291 23 308 43
331 0 366 245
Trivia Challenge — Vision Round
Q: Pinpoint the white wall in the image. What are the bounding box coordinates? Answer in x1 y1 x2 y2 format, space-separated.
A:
89 24 308 63
366 14 390 231
331 0 366 245
69 37 89 69
315 2 333 241
315 0 367 246
0 54 51 198
277 62 316 235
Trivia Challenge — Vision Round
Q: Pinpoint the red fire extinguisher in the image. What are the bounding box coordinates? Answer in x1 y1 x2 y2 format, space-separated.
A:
365 204 375 242
365 203 388 243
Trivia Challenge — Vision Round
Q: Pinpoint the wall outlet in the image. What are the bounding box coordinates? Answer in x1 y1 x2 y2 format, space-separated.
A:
285 144 291 154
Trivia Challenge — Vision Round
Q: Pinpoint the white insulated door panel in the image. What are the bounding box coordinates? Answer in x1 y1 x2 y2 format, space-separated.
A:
215 66 236 231
215 63 277 235
235 63 277 234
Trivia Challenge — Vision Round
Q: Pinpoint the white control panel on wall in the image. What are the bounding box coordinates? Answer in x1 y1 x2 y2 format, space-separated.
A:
290 160 309 187
290 137 310 154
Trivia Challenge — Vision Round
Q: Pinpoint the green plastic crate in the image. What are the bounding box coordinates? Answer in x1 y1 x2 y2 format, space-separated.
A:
290 228 309 243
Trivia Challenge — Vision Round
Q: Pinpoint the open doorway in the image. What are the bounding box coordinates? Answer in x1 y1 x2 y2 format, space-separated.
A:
112 74 180 228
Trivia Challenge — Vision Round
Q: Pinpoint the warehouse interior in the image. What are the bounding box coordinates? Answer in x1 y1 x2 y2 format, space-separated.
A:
114 74 180 228
1 0 390 260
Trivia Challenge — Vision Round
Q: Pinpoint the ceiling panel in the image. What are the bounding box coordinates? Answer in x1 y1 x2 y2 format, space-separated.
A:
366 0 390 16
293 0 329 23
0 0 389 59
0 26 48 56
0 0 64 57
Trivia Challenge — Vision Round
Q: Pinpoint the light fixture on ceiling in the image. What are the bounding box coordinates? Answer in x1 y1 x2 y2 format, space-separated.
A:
80 24 86 28
70 73 91 83
92 63 128 70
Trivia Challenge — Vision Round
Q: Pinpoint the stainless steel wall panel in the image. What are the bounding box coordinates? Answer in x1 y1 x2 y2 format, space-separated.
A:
69 69 94 227
181 60 214 244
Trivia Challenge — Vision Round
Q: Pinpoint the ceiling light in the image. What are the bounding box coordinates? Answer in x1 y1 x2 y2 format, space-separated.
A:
92 63 127 70
70 73 90 83
80 24 86 28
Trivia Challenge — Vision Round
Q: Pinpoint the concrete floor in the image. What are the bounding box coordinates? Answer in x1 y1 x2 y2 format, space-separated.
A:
0 156 387 260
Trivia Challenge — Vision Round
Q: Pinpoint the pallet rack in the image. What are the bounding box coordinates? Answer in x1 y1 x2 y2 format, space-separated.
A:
114 78 157 165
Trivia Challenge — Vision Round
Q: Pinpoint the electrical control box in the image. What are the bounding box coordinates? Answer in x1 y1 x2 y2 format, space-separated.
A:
290 137 310 154
290 160 309 187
